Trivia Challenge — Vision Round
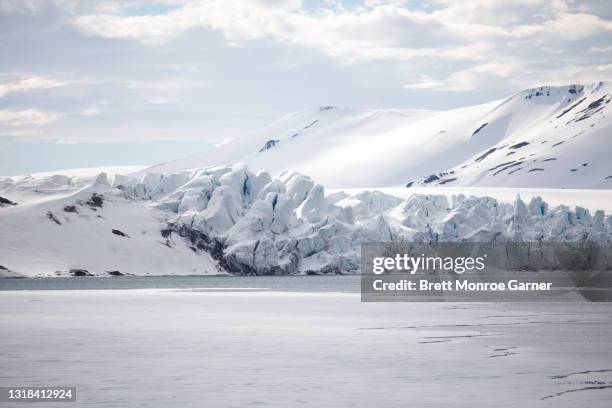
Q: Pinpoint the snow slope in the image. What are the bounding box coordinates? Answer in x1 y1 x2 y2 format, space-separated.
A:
0 166 149 207
2 165 611 277
145 83 612 189
413 83 612 189
0 173 218 277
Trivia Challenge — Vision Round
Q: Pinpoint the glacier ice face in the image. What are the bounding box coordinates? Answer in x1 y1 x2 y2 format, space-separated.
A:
101 165 612 275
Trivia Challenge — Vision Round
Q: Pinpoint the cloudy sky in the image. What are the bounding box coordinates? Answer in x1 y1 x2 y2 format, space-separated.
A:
1 0 611 174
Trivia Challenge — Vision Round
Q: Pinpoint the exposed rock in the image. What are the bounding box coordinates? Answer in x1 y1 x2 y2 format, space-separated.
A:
423 174 440 183
0 265 22 278
438 178 458 185
46 211 61 225
112 229 129 238
63 205 78 213
573 94 610 122
472 123 488 136
492 162 523 176
0 196 17 207
556 97 586 118
509 142 530 149
86 193 104 209
303 120 319 129
259 139 279 152
474 147 496 162
69 269 92 276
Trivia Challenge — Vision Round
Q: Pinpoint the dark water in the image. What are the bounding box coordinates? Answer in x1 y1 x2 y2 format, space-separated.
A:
0 274 361 292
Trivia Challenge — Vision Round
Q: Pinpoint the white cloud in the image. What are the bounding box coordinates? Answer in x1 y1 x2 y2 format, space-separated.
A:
79 99 112 116
3 0 612 131
0 109 63 126
0 0 41 14
70 1 493 62
147 97 179 105
409 59 612 93
590 45 612 53
0 129 42 137
403 76 447 90
403 60 526 92
538 12 612 40
0 75 71 97
121 78 207 91
79 107 101 116
68 0 612 76
0 0 83 15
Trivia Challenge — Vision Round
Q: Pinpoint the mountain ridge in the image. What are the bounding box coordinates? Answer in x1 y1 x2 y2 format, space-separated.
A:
143 81 612 189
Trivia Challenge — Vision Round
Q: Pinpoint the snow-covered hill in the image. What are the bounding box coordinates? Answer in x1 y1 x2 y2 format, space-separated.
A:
412 82 612 189
0 171 218 277
2 83 611 277
146 82 612 189
2 165 611 277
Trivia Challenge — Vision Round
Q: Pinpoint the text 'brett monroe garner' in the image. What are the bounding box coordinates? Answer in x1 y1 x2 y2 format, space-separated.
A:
372 279 553 292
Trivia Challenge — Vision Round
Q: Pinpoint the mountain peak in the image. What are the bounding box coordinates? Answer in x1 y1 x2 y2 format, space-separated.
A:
514 81 609 100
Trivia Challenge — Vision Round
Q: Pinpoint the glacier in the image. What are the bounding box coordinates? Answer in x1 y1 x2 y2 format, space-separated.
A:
118 164 612 275
2 164 610 277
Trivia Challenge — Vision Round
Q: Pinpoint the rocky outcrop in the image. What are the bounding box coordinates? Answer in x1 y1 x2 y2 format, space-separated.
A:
0 196 17 207
0 265 21 278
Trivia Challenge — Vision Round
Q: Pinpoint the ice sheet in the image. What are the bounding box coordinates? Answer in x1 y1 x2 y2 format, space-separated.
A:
1 290 611 407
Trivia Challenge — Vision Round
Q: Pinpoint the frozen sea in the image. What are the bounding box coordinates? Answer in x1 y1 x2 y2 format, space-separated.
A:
1 275 611 407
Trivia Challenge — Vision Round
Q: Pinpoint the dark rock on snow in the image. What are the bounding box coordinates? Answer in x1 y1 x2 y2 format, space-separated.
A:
475 147 497 162
472 123 488 136
106 270 124 276
0 196 17 206
46 211 62 225
86 193 104 209
70 269 93 276
259 139 280 152
509 142 529 149
63 205 78 213
112 229 129 238
423 174 440 183
438 177 458 185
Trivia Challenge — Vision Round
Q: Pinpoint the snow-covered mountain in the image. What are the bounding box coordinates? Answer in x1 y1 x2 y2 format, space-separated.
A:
147 82 612 189
1 82 611 277
412 83 612 189
1 165 611 277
